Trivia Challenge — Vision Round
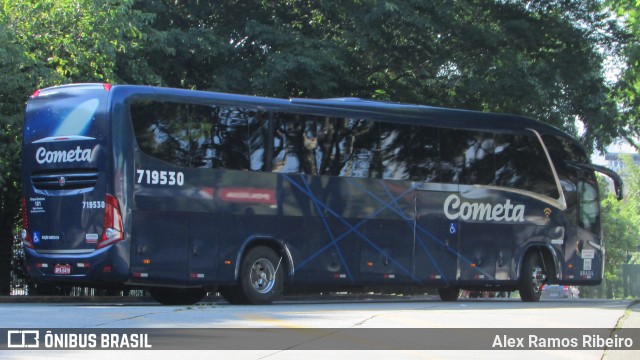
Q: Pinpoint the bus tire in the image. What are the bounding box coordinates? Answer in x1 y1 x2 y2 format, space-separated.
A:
518 252 546 302
239 246 284 305
438 287 460 301
149 287 206 306
218 286 248 305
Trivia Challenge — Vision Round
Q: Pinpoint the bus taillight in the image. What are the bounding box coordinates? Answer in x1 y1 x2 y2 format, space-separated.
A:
21 197 34 249
98 194 124 249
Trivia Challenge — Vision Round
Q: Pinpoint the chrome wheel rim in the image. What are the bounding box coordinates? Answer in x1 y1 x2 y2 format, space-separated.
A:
250 258 276 294
531 266 545 293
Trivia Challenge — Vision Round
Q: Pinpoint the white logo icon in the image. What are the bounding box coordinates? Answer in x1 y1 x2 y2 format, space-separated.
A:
8 330 40 348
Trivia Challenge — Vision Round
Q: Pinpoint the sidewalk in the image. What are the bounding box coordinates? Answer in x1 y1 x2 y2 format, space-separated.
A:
606 300 640 360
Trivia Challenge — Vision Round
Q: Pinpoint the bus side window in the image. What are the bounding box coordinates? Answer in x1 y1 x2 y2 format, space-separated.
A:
248 111 270 171
300 116 320 175
380 123 410 181
271 112 304 173
578 174 600 232
494 134 559 199
461 131 495 186
439 128 472 184
340 119 380 178
131 101 253 170
493 134 517 188
189 106 250 170
131 100 192 167
272 115 380 178
405 125 440 182
380 122 449 181
316 117 344 176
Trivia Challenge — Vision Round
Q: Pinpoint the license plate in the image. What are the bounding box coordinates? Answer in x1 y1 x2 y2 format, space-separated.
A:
54 264 71 275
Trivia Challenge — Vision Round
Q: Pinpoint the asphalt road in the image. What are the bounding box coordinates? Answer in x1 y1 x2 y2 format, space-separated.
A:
0 297 638 360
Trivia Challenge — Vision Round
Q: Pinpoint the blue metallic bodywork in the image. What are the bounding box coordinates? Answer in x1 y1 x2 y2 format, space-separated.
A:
21 84 608 292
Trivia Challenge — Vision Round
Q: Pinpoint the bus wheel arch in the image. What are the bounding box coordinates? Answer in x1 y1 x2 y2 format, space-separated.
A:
518 246 556 302
231 238 292 305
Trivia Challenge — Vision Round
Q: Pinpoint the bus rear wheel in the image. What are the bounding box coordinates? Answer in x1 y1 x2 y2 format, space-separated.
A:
149 287 206 305
238 246 284 305
438 287 460 301
518 253 546 302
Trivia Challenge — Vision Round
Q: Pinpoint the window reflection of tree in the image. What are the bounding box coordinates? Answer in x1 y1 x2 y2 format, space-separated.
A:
380 125 409 180
316 117 343 176
440 129 472 184
494 134 558 198
198 106 251 170
578 177 599 232
406 126 440 182
131 101 191 167
494 134 520 188
339 119 379 178
271 115 380 178
132 101 564 203
463 132 495 185
132 102 254 170
272 113 303 173
249 112 269 171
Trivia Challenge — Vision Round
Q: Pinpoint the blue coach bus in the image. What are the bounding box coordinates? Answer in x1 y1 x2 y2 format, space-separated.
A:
21 84 623 305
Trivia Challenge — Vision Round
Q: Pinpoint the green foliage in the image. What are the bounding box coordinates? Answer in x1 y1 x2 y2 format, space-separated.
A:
0 17 28 294
598 155 640 298
608 0 640 150
0 0 150 294
124 0 623 152
2 0 151 86
0 21 28 193
0 0 151 193
0 0 638 295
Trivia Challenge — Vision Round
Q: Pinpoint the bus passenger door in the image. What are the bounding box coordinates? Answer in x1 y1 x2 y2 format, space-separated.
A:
414 185 460 286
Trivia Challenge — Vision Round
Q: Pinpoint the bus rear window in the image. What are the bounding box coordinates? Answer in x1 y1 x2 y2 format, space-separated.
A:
24 88 107 144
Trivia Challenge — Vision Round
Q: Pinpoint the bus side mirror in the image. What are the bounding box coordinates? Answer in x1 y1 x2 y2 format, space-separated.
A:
591 164 623 200
614 180 624 201
570 162 623 201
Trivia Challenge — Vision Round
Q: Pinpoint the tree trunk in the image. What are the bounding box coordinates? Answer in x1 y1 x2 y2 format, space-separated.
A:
0 208 15 295
0 185 21 296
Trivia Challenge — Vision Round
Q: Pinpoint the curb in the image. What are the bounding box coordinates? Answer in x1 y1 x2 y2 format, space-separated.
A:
0 293 437 304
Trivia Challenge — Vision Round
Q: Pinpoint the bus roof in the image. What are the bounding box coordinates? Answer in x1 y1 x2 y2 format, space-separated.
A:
289 97 572 139
34 83 582 147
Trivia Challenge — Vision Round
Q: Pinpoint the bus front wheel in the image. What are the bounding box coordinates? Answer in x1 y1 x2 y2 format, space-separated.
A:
518 252 546 302
239 246 284 305
218 286 247 305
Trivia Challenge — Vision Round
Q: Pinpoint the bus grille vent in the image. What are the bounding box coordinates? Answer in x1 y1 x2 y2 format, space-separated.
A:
31 169 99 192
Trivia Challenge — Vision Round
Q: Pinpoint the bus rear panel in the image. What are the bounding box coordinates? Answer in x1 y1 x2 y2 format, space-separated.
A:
21 84 129 286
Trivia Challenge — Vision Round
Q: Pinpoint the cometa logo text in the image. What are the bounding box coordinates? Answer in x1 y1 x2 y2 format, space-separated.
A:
35 146 96 164
444 194 525 222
